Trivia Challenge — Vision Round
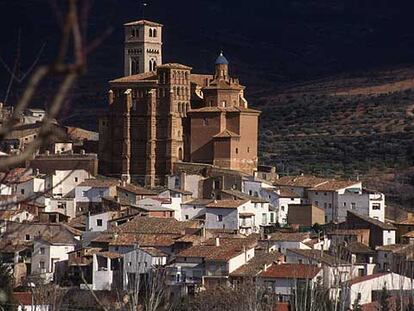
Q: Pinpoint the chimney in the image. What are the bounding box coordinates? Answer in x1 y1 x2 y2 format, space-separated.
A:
215 237 220 246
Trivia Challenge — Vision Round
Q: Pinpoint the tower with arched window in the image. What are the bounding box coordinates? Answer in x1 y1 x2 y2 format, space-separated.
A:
123 20 163 76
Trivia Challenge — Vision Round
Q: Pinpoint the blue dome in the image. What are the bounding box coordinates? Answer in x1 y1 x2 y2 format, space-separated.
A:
215 52 229 65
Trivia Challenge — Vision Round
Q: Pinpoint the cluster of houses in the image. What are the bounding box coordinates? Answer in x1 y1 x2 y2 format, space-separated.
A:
1 156 414 310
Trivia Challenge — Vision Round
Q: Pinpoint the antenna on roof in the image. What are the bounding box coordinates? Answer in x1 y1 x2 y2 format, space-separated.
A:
141 1 148 19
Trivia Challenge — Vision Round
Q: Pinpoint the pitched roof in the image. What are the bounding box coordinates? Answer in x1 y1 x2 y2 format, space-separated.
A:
206 199 248 209
276 187 301 198
273 176 329 188
142 247 168 257
117 184 157 196
267 232 310 242
94 233 180 247
177 237 257 261
96 251 122 259
328 229 370 236
111 216 199 235
287 249 350 266
347 242 375 254
230 251 284 277
349 272 390 285
347 211 396 230
375 244 414 255
156 63 192 70
78 178 119 188
188 106 260 114
124 20 163 27
309 180 360 191
402 230 414 238
213 129 240 138
221 189 268 203
109 72 157 83
184 199 214 205
259 263 321 279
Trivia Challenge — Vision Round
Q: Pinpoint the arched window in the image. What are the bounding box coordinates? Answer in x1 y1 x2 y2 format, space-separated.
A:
153 60 157 70
235 148 239 154
178 147 183 161
177 88 181 96
153 28 157 37
131 58 139 75
149 28 153 37
149 60 152 71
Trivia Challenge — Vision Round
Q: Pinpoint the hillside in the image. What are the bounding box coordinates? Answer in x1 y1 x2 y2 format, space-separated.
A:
257 67 414 177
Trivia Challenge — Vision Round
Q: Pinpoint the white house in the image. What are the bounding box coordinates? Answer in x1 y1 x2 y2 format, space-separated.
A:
86 211 119 232
258 263 323 300
181 199 213 221
74 179 119 213
205 199 272 234
285 248 366 290
123 246 168 290
345 272 414 308
31 236 76 283
44 169 91 197
261 232 312 254
242 179 302 225
169 237 256 294
15 176 45 201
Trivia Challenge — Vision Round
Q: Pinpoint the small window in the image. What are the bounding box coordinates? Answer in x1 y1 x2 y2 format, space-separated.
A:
247 147 250 153
40 247 45 255
235 148 239 154
185 215 189 220
372 203 381 210
315 201 319 207
39 261 45 269
25 234 30 241
96 219 103 227
351 202 356 210
217 215 223 222
82 190 88 197
75 177 78 182
21 189 25 195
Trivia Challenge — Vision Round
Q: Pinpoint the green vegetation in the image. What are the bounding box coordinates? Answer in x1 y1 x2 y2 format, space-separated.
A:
257 88 414 177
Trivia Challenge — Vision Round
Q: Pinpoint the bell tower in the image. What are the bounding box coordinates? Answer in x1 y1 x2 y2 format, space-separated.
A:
123 20 163 76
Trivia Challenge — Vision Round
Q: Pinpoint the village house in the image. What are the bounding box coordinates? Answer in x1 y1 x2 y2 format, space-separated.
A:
133 198 175 218
74 178 119 214
260 232 313 255
287 204 325 227
376 244 414 276
257 263 323 302
116 183 157 205
180 199 213 221
344 272 414 308
169 237 257 295
44 169 91 197
285 249 368 288
344 211 396 248
205 199 271 234
31 234 78 283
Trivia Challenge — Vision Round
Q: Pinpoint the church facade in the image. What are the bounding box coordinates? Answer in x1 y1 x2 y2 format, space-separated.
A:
99 19 260 186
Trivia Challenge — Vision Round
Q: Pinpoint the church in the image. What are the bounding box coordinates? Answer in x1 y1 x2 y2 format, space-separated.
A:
98 19 260 186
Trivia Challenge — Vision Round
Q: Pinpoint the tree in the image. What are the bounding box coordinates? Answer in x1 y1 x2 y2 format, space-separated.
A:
0 258 16 311
379 284 391 311
352 294 362 311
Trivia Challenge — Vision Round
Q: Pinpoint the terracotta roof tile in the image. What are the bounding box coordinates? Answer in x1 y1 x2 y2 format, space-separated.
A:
156 63 192 70
206 199 248 209
177 237 257 261
213 129 240 138
267 232 310 242
259 263 321 279
231 251 284 277
348 211 396 230
117 184 157 196
78 178 119 188
111 216 200 235
109 72 157 83
274 176 329 188
287 249 350 266
221 189 268 203
349 272 390 285
309 180 360 191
